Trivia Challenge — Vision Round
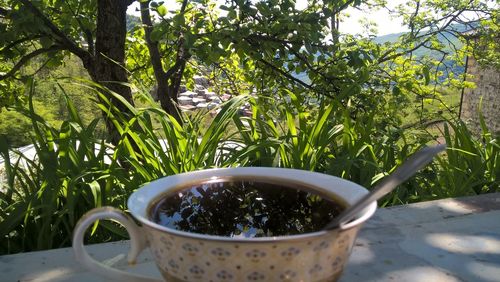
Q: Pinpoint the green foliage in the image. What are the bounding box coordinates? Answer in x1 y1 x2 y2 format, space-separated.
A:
1 83 127 254
0 0 96 79
0 94 67 148
1 81 499 255
0 108 32 147
435 120 499 196
96 85 251 178
2 0 497 122
1 0 499 256
0 82 252 254
0 55 106 148
230 90 343 171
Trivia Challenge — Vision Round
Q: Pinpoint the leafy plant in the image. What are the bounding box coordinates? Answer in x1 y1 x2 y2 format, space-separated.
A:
95 84 251 179
0 80 253 254
1 80 498 255
434 119 499 196
0 109 33 147
0 83 129 254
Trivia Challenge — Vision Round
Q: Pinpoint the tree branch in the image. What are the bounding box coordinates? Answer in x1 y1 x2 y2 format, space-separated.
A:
166 0 190 83
180 0 189 13
27 57 52 77
0 46 63 80
140 1 167 81
258 58 309 88
18 0 90 61
243 33 328 49
332 0 357 14
0 35 43 53
257 58 336 99
212 63 240 95
287 47 339 84
129 63 148 73
242 35 338 96
63 1 94 55
378 9 465 63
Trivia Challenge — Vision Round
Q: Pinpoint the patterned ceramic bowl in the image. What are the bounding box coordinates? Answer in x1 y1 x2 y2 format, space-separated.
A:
73 167 377 281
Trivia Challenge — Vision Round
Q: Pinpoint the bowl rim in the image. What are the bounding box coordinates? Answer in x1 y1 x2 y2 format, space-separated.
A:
128 167 377 242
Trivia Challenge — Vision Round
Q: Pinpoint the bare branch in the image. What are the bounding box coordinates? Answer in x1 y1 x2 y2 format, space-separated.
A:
28 57 52 77
258 58 309 88
438 31 460 52
287 47 340 84
409 1 421 34
180 0 189 13
244 33 328 49
166 0 190 86
0 46 63 80
212 63 240 95
257 58 337 99
129 63 148 73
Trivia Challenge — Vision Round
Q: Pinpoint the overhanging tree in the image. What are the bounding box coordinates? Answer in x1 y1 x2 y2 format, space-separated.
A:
129 0 497 117
0 0 134 144
1 0 497 130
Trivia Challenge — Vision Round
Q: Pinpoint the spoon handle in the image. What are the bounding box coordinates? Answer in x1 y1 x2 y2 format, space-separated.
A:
324 144 446 230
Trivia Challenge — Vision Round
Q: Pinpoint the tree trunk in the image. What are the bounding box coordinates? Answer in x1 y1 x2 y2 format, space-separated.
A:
90 0 134 145
158 83 181 122
153 80 181 122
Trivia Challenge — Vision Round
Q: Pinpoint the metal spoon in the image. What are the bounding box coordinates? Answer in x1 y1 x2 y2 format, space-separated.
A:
324 144 446 230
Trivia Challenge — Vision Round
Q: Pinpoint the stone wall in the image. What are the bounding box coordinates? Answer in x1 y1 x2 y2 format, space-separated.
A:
460 55 500 136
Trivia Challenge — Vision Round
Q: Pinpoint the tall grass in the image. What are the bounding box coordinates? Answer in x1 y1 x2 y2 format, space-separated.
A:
434 119 499 196
230 90 343 170
0 80 252 254
95 86 251 179
0 82 127 253
0 81 497 254
230 90 498 206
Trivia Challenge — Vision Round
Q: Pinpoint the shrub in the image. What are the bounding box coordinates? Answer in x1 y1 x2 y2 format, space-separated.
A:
0 81 497 255
0 108 34 148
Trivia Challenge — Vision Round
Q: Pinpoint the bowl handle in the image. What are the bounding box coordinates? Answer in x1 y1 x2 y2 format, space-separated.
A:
72 207 162 281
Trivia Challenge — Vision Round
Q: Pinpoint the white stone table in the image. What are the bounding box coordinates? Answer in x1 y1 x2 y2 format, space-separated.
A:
2 193 500 281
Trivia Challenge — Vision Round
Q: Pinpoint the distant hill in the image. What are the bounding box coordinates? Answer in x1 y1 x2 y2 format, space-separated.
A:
373 23 474 59
127 14 141 31
376 24 475 77
295 24 473 83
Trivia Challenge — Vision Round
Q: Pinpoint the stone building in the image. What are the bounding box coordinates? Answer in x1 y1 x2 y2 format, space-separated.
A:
459 40 500 136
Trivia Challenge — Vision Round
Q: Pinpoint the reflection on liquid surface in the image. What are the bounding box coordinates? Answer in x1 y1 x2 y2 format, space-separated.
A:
151 180 344 237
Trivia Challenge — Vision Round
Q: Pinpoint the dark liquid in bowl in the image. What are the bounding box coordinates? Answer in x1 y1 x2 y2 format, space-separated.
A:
150 179 345 238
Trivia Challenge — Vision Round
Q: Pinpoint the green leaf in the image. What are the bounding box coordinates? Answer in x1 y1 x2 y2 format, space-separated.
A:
40 37 53 48
423 66 430 85
157 5 167 17
228 10 237 19
150 27 163 42
392 86 401 96
184 32 195 49
173 14 185 27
